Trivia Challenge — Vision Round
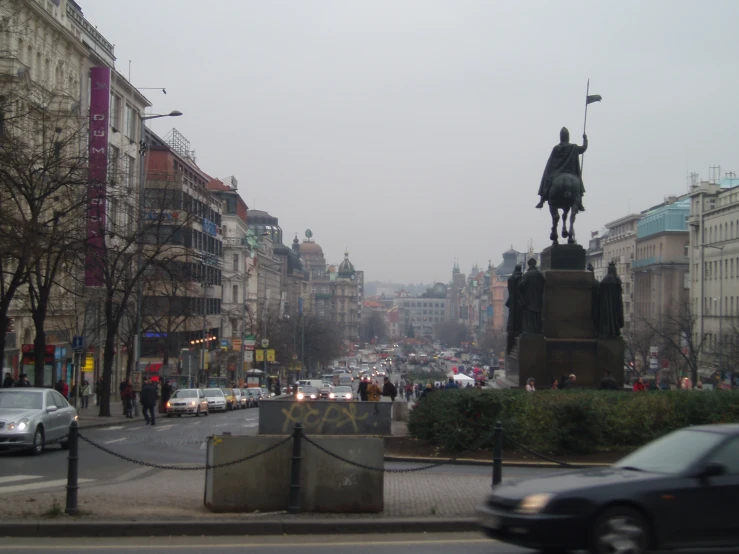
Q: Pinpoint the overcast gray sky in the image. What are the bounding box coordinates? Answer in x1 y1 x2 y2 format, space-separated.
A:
82 0 739 284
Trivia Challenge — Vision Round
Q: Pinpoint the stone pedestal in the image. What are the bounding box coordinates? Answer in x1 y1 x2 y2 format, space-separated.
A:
516 243 624 389
540 244 586 271
543 271 596 339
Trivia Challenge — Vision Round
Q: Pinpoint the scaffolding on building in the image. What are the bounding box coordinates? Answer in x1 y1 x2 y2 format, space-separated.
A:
163 128 196 163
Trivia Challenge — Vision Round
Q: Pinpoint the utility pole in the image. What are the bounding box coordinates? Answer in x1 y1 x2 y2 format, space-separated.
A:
202 274 208 387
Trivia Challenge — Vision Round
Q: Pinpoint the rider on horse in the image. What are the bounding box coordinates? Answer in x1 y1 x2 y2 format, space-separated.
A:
536 127 587 212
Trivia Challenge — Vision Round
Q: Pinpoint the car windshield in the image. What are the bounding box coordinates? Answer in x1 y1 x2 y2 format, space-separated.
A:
172 390 197 399
204 389 224 397
0 391 43 410
221 389 232 395
614 429 726 475
334 387 352 394
300 386 317 393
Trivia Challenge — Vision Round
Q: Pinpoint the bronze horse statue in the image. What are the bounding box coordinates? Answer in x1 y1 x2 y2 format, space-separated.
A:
548 173 581 244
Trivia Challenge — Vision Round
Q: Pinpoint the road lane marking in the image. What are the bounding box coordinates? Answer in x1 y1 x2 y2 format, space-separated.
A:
155 425 174 431
242 423 258 428
0 475 41 485
99 426 124 431
129 426 145 430
0 538 493 550
0 478 94 494
199 442 207 450
191 421 201 425
103 438 126 444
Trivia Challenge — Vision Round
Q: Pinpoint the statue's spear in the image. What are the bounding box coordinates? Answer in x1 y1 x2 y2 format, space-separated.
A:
581 79 602 175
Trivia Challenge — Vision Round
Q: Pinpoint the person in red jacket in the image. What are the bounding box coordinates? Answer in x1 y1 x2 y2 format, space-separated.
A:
632 376 646 392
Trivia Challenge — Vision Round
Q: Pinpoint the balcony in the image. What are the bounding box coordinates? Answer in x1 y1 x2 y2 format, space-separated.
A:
224 237 249 248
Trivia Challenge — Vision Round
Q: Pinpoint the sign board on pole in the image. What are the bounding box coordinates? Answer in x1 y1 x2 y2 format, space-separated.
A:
255 350 264 362
82 353 95 371
72 336 84 350
132 371 143 392
261 339 269 349
649 346 659 370
232 339 242 352
244 351 254 363
244 335 256 349
267 349 275 362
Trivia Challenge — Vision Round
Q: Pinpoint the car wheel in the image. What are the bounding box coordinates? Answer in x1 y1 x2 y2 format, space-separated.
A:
195 407 201 417
204 408 209 416
177 414 182 418
31 426 45 456
591 506 649 554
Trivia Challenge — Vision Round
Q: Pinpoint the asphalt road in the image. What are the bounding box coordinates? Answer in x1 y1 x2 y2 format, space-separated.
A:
0 534 732 554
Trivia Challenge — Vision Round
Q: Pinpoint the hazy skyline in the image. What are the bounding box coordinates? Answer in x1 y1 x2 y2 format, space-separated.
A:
82 0 739 283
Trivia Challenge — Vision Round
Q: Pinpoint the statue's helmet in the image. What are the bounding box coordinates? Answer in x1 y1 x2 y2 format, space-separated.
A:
560 127 569 142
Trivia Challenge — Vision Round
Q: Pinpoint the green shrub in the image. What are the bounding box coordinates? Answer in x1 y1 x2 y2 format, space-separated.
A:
407 389 739 455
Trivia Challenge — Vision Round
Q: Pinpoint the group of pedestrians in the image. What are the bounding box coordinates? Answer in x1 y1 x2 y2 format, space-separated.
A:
2 372 32 388
355 376 398 402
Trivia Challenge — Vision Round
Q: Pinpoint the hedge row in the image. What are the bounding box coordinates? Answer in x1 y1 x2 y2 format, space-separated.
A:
407 389 739 455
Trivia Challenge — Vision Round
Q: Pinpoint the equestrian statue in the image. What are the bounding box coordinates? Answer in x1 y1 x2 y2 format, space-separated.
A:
536 82 601 245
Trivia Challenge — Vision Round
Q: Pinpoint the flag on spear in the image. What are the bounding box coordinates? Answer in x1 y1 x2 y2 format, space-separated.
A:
586 94 602 105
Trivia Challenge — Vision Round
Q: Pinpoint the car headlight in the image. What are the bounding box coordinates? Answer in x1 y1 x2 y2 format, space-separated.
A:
516 494 553 515
166 401 171 408
310 394 317 399
17 418 29 431
329 393 336 399
345 393 352 399
190 401 196 406
297 393 304 400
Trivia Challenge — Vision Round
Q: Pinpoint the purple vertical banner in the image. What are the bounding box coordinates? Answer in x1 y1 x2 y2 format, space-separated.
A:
85 67 111 287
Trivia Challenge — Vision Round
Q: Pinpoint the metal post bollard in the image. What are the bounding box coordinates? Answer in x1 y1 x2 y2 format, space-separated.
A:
492 421 503 488
287 423 303 514
65 420 80 515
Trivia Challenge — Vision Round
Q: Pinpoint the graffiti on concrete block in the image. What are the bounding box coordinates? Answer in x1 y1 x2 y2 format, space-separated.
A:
280 402 371 434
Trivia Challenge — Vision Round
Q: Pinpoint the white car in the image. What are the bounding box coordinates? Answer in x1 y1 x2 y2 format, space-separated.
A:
329 386 354 401
202 388 228 412
166 388 208 417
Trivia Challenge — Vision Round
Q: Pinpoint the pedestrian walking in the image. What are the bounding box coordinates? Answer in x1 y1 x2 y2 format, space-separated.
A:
160 380 172 413
2 372 13 388
119 379 127 415
367 380 382 402
122 378 134 418
382 377 397 401
550 379 558 390
525 377 536 392
599 371 618 391
61 379 69 399
632 377 646 392
445 378 458 390
15 373 31 387
357 377 369 401
140 378 158 425
95 377 103 406
420 383 434 399
81 380 91 409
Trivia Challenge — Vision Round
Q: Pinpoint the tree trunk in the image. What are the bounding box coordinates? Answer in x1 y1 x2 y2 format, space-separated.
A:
0 318 7 377
32 319 47 388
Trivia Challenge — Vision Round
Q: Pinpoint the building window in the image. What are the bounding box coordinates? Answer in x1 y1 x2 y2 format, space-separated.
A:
123 155 135 189
110 93 121 130
124 104 136 138
232 254 239 271
108 145 119 184
232 285 239 304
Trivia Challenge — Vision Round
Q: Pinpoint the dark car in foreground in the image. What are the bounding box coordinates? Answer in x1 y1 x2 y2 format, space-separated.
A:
478 424 739 554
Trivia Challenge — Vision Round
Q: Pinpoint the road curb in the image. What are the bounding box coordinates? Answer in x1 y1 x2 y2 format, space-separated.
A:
0 517 480 538
77 418 143 430
383 455 610 468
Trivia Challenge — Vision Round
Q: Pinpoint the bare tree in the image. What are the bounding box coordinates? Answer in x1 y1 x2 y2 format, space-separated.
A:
0 82 88 384
643 300 706 387
624 316 658 378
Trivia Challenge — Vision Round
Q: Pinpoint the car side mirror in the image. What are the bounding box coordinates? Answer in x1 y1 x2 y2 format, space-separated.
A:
697 462 727 479
46 405 58 413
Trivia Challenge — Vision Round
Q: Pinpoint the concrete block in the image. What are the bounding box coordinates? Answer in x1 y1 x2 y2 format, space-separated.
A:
596 338 626 388
259 400 392 436
204 435 384 513
540 244 586 271
517 335 547 387
392 401 409 422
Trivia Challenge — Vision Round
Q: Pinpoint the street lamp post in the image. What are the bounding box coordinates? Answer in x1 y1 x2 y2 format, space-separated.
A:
704 244 724 383
133 111 182 388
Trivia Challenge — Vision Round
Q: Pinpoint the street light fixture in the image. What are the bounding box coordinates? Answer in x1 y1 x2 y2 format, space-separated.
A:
132 109 184 387
704 244 724 382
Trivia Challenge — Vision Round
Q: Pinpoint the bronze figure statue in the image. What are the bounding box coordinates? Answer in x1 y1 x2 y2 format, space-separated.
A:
518 258 545 335
505 264 524 353
597 262 624 338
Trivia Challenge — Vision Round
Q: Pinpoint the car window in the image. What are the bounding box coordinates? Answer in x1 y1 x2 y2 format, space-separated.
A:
0 391 43 410
45 391 56 409
707 437 739 475
51 390 69 409
173 390 197 399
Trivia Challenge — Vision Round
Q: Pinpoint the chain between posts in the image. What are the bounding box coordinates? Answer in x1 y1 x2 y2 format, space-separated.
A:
503 435 579 468
77 432 292 470
302 429 496 473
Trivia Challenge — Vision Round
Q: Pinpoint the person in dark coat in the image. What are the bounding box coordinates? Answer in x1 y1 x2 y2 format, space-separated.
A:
119 379 128 415
139 378 158 425
15 374 31 387
2 372 14 388
357 378 369 401
599 370 619 390
597 262 624 338
420 383 434 399
446 378 459 390
159 380 172 413
381 377 397 401
122 379 134 418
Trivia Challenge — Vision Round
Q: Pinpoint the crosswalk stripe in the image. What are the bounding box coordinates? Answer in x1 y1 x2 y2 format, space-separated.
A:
0 478 94 494
0 475 41 485
155 425 174 432
100 426 124 431
104 438 126 444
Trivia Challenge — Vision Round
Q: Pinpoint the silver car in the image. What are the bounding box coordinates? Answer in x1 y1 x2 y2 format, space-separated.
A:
0 389 77 455
166 388 208 417
202 388 228 412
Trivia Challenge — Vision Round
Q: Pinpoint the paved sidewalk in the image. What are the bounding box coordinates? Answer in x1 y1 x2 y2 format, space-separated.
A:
75 401 155 429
